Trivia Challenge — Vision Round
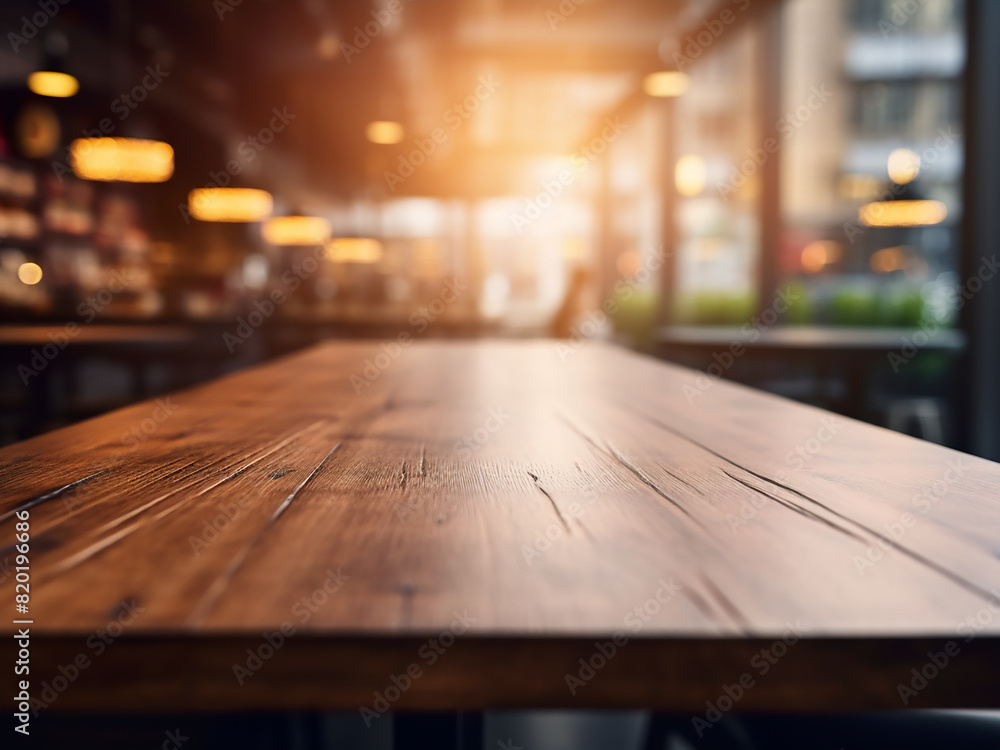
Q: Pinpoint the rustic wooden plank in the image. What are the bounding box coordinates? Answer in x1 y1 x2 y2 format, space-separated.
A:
1 340 999 712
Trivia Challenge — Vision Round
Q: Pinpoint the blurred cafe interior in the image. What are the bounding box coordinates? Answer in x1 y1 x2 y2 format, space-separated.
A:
0 0 997 456
5 2 1000 749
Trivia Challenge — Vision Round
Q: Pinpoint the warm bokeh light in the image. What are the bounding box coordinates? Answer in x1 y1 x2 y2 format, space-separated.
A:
27 71 79 98
887 148 921 185
616 250 642 277
413 239 443 278
366 121 405 144
560 237 588 261
642 71 690 98
17 103 61 158
325 237 384 264
838 174 881 200
675 154 706 197
262 216 331 245
17 262 43 285
70 138 174 182
694 238 722 261
800 240 842 274
870 246 907 273
188 188 273 222
859 199 947 227
317 33 340 60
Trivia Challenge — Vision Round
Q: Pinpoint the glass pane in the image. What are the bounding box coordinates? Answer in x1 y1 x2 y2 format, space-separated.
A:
780 0 965 327
671 23 762 325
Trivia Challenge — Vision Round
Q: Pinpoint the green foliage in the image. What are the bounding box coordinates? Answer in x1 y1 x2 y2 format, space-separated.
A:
674 292 757 325
610 289 659 350
660 282 929 329
876 287 925 326
829 284 925 326
781 281 813 325
829 287 879 326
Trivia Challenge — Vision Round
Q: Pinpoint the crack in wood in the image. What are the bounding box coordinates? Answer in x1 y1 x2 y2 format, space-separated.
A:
656 463 705 496
556 412 706 530
0 454 225 563
605 443 706 529
92 441 293 538
696 571 752 634
628 407 1000 604
729 467 1000 602
188 442 342 626
42 424 329 579
0 471 106 523
268 443 341 523
527 471 571 534
556 412 603 453
679 583 718 623
398 583 416 628
19 455 205 543
721 468 868 543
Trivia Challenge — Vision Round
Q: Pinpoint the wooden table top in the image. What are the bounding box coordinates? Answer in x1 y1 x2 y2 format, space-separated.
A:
2 340 998 712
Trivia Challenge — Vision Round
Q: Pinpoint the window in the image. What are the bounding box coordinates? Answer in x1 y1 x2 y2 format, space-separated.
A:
780 0 964 326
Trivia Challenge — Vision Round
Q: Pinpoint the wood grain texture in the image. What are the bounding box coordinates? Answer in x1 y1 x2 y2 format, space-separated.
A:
1 340 998 711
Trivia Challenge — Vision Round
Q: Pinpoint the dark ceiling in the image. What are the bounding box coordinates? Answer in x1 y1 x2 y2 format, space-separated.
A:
2 0 763 202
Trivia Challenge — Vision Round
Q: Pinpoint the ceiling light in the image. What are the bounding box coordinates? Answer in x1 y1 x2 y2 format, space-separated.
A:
188 188 273 222
17 262 43 285
887 148 920 185
263 216 331 245
70 138 174 182
859 200 947 227
675 154 706 197
366 121 404 144
643 71 689 98
28 71 78 98
325 237 383 263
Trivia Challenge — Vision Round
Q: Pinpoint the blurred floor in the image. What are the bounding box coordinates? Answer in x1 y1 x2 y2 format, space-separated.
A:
24 710 1000 749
